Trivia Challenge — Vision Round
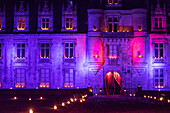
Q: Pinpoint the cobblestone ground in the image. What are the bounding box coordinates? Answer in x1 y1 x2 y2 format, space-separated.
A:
0 95 170 113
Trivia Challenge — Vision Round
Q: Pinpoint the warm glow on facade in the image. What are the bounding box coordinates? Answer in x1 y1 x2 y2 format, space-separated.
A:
155 85 164 88
41 18 50 30
40 83 49 88
138 55 142 58
109 56 117 59
65 18 73 30
15 83 25 88
17 18 25 30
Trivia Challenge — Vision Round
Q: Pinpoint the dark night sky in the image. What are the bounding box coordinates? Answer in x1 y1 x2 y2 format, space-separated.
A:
0 0 169 33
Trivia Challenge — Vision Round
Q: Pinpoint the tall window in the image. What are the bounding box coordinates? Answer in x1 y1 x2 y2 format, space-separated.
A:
108 45 117 59
64 69 74 88
17 43 25 58
155 18 162 29
0 44 2 58
0 18 2 30
154 43 164 58
40 43 50 58
154 69 164 88
41 18 49 30
64 42 74 58
15 69 25 88
65 18 73 30
17 18 25 30
40 68 50 88
108 17 118 32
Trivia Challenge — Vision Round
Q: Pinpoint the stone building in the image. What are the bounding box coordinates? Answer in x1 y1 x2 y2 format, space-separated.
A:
0 0 170 94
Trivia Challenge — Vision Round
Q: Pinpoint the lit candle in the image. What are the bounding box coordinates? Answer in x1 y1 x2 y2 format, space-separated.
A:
70 98 74 102
29 109 33 113
160 97 163 101
40 97 43 100
54 105 57 110
80 99 83 103
62 102 65 106
67 101 70 104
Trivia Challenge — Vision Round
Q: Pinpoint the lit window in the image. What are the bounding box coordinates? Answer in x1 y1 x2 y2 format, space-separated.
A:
93 25 97 31
41 18 50 30
15 69 25 88
64 69 74 88
64 42 74 58
16 43 25 58
108 0 113 4
40 68 50 88
108 45 117 59
114 0 119 4
65 18 73 30
154 69 164 88
154 43 164 58
40 43 50 58
17 18 25 30
155 18 162 29
0 18 2 30
138 26 142 31
0 44 2 58
108 17 118 32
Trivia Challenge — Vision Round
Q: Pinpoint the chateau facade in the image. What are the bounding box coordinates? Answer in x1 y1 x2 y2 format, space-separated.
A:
0 0 170 94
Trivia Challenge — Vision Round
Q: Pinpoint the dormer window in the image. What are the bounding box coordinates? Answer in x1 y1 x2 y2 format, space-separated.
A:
108 0 113 4
65 18 73 30
155 18 162 29
17 18 25 30
41 18 49 30
114 0 118 4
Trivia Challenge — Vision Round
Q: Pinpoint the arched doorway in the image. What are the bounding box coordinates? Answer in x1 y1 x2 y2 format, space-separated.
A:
104 71 122 95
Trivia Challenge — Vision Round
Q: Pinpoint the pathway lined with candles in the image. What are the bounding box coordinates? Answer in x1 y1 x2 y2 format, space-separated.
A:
0 94 169 113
